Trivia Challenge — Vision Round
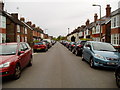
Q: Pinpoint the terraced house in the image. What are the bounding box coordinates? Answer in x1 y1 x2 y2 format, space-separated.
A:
111 8 120 51
0 2 6 43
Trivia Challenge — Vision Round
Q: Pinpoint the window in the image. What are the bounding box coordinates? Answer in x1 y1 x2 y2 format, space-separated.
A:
19 44 24 51
0 16 6 28
17 25 20 32
92 27 96 34
25 36 27 42
2 34 6 43
22 43 28 50
96 25 100 33
111 15 120 28
17 35 20 42
25 28 27 34
111 34 120 46
79 32 83 36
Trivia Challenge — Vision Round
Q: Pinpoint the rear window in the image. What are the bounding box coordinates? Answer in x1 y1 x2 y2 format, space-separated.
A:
81 41 87 46
34 42 43 45
0 44 17 55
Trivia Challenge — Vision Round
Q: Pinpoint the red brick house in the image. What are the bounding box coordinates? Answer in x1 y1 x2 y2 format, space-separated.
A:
111 8 120 51
91 5 111 42
0 2 6 43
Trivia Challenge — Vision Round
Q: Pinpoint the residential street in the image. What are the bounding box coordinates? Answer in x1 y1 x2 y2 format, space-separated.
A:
2 42 117 88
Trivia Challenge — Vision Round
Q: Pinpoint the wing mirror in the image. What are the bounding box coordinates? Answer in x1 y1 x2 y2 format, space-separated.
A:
18 51 25 55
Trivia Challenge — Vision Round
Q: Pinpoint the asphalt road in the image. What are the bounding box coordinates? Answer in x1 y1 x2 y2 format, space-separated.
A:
2 42 117 88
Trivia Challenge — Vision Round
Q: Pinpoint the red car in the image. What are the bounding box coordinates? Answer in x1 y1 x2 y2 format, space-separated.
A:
0 42 32 80
33 42 48 52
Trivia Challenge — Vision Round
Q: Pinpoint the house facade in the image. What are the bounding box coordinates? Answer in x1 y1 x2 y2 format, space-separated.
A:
0 2 6 43
111 8 120 50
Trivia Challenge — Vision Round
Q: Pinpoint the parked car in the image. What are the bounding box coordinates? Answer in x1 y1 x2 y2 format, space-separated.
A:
115 61 120 88
42 40 52 49
0 42 32 80
72 40 87 56
82 41 120 68
68 42 76 51
33 42 48 52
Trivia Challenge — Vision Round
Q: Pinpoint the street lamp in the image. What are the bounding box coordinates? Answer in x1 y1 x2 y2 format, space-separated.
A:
92 4 102 42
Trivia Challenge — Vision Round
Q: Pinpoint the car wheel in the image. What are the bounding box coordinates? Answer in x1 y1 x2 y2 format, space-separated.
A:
90 58 95 68
72 49 75 54
12 64 21 80
75 50 79 56
81 54 85 61
28 57 33 67
116 70 120 88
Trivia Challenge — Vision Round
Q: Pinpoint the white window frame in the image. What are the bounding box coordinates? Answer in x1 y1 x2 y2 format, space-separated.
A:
111 34 120 46
0 15 6 29
17 25 20 32
111 15 120 29
25 28 27 34
17 35 20 42
96 25 100 34
25 36 27 42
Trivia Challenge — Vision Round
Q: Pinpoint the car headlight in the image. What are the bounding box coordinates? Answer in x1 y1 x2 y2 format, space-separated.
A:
94 54 105 60
0 62 10 68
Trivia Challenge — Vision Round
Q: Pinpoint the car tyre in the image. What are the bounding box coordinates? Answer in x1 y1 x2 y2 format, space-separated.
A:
72 49 75 54
75 50 79 56
81 54 85 61
28 56 33 67
90 58 95 68
116 70 120 88
12 64 21 80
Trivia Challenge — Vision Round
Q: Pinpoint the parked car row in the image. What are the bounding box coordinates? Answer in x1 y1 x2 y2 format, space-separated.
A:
60 40 120 88
0 40 56 80
33 40 56 53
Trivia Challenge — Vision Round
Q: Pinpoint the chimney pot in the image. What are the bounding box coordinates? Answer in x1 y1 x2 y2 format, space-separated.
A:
94 13 98 22
106 4 111 17
0 1 4 10
11 13 18 19
20 17 25 22
27 21 32 26
32 24 36 28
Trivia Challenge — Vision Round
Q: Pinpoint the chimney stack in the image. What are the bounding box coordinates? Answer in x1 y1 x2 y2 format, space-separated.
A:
94 13 98 22
0 1 4 10
32 24 36 28
11 13 18 19
27 21 32 26
86 19 90 26
106 4 111 17
20 17 25 22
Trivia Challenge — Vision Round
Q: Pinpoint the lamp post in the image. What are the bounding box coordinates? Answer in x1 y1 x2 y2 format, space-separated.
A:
92 4 102 42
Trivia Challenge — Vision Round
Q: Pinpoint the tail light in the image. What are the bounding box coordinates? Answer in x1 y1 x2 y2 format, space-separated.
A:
72 45 75 47
78 45 82 47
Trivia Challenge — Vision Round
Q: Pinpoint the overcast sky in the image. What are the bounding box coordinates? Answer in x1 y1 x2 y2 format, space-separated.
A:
4 0 120 37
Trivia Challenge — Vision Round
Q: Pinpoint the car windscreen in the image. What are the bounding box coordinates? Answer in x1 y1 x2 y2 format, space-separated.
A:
34 42 43 45
92 43 116 52
81 41 86 46
0 44 17 55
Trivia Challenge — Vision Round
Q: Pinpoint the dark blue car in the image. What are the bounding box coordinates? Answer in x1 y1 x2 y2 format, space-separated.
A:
115 61 120 88
82 41 120 68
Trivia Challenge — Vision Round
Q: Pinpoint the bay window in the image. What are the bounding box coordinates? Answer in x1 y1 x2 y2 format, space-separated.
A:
111 34 120 46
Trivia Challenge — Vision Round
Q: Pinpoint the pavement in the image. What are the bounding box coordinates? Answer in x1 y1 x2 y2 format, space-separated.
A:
2 42 117 88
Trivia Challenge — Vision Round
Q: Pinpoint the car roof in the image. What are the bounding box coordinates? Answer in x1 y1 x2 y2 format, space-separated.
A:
87 41 110 44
